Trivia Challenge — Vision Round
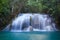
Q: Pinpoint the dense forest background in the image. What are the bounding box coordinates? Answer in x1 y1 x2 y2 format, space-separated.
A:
0 0 60 30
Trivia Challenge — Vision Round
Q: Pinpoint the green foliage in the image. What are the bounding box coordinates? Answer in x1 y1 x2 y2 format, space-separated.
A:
0 0 60 30
0 0 10 30
0 0 10 13
23 0 59 15
26 0 43 12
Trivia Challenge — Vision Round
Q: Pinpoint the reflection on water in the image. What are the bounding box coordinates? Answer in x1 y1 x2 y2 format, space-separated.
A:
3 13 57 32
29 34 48 40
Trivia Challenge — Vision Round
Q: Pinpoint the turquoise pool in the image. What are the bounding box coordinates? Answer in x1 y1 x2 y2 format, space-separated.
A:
0 32 60 40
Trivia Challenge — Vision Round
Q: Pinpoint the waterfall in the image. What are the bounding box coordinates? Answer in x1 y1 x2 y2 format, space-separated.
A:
3 13 57 32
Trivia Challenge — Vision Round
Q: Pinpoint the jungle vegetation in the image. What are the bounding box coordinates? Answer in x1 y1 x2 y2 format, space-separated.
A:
0 0 60 30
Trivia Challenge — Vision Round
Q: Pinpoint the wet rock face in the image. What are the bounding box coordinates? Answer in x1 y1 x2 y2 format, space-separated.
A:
28 26 33 31
3 14 57 32
22 20 29 30
55 17 60 30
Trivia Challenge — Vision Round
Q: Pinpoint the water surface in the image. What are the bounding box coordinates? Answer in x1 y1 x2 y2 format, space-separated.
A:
0 32 60 40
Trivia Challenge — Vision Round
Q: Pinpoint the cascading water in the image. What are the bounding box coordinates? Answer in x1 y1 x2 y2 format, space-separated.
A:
3 13 57 32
